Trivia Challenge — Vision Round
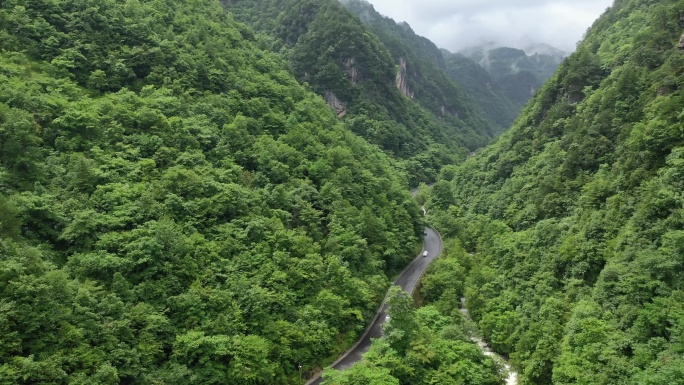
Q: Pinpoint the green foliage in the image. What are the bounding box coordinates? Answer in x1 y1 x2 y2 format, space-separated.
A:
383 286 419 354
322 285 504 385
0 0 426 383
419 238 467 315
340 0 497 136
321 241 508 385
322 361 399 385
442 53 519 131
226 0 496 184
430 0 684 383
429 180 455 211
449 45 566 129
0 194 21 238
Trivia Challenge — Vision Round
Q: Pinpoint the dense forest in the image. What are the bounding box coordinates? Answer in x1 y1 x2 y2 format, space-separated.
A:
443 46 566 129
339 0 503 134
441 52 520 131
4 0 684 384
320 247 506 385
426 0 684 383
0 0 429 383
224 0 497 184
456 45 566 108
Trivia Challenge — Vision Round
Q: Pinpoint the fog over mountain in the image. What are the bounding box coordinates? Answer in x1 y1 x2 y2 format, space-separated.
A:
361 0 614 52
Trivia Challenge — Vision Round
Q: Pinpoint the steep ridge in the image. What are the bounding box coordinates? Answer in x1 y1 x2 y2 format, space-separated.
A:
441 52 520 131
342 0 564 134
445 45 566 129
225 0 496 184
428 0 684 383
458 46 564 93
340 0 491 130
0 1 425 383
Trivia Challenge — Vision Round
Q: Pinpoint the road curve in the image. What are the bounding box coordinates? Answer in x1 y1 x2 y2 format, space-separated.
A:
306 226 443 384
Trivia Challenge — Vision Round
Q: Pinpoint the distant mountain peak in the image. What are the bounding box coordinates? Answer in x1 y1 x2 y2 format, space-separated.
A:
521 42 568 57
458 42 566 58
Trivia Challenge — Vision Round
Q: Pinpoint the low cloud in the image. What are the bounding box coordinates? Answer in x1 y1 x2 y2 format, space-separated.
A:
364 0 614 52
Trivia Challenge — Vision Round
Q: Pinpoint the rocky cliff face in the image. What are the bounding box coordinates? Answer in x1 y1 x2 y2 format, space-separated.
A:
440 105 458 118
395 57 414 99
344 57 359 85
324 90 347 117
679 11 684 50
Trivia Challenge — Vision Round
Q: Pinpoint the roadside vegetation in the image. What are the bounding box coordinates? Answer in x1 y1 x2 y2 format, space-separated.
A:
0 1 424 383
426 0 684 383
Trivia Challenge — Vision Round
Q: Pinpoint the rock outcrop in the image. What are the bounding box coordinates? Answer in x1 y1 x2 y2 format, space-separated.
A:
440 104 458 118
679 11 684 50
395 57 414 99
324 90 347 117
344 58 359 85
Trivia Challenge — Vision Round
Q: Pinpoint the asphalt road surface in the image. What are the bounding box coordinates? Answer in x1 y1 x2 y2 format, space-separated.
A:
306 226 443 384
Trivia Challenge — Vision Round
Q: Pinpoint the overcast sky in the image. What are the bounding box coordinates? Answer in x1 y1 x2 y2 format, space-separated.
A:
363 0 614 53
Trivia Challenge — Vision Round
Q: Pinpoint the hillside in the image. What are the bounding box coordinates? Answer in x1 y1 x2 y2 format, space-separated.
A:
7 0 684 384
427 0 684 383
339 0 479 124
225 0 498 183
0 1 425 383
343 0 564 134
453 45 566 113
441 52 520 130
343 0 566 123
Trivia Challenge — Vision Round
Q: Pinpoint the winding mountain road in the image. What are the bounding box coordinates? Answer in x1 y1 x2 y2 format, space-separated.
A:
306 226 443 384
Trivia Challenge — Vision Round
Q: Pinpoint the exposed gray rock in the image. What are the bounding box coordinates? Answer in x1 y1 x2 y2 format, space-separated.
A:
679 11 684 50
395 57 414 99
324 90 347 117
344 58 359 85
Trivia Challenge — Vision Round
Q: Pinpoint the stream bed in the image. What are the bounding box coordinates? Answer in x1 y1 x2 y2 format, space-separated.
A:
460 298 518 385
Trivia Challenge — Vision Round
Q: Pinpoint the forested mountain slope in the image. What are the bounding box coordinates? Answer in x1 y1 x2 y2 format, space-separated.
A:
441 52 520 130
345 0 565 136
446 46 566 127
225 0 497 183
0 0 424 383
428 0 684 383
459 46 565 94
339 0 498 129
